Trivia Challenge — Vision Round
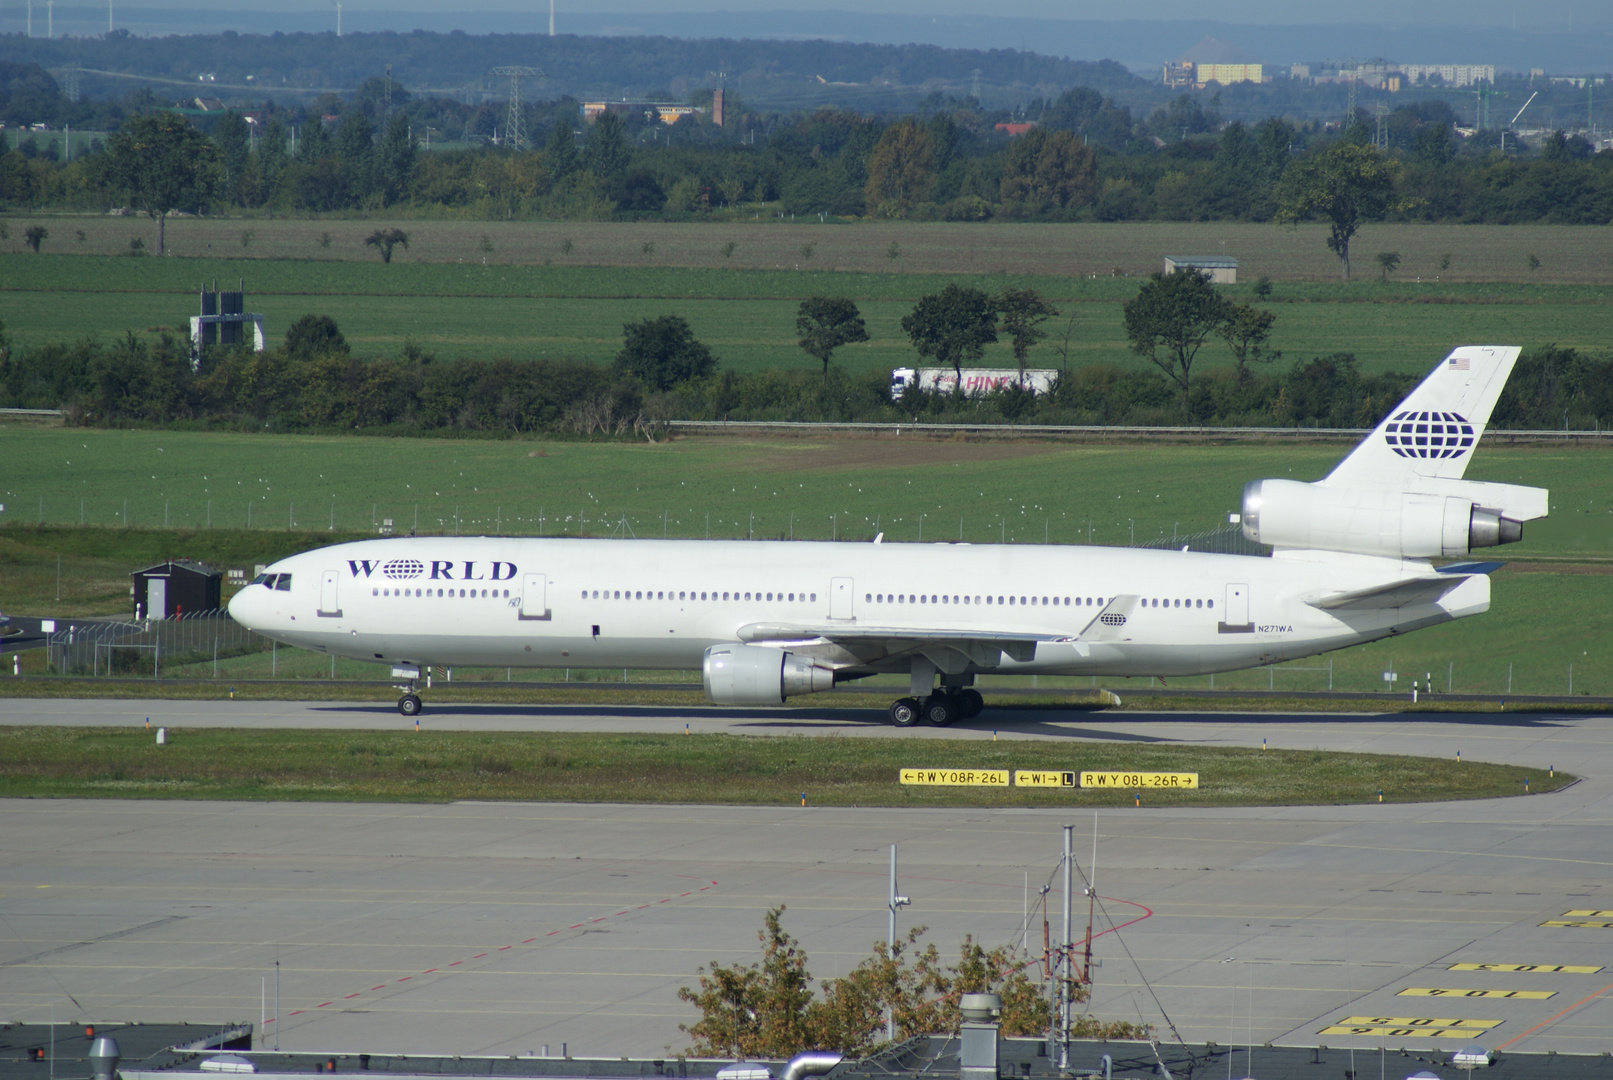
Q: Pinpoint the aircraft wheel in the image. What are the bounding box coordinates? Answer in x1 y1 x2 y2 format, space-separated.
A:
923 695 958 727
959 689 984 719
889 697 921 727
398 694 422 717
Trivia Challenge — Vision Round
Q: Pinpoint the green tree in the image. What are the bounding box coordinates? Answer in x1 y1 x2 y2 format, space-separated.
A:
24 224 47 252
1376 251 1402 281
102 112 222 255
545 119 579 183
284 314 350 361
257 117 290 199
1217 301 1278 381
364 228 409 263
998 129 1097 211
797 297 870 381
614 315 716 391
213 110 251 196
298 116 332 162
582 112 630 182
864 117 934 216
679 906 1146 1057
1275 142 1397 281
1121 270 1234 401
996 287 1059 379
678 906 818 1058
377 113 417 205
901 285 998 389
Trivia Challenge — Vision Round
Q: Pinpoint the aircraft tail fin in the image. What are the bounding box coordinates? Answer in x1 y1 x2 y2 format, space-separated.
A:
1325 346 1521 487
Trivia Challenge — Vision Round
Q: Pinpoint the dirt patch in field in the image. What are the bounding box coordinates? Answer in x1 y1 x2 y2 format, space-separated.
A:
701 435 1071 473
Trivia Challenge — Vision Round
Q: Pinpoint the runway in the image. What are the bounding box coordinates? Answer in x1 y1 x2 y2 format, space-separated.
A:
4 697 1612 1060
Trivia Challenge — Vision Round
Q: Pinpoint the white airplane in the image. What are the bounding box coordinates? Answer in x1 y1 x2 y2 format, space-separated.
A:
229 345 1547 725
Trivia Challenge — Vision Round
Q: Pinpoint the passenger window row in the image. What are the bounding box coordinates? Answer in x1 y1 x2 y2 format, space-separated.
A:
1141 598 1213 609
868 593 1099 607
374 587 511 598
583 589 818 603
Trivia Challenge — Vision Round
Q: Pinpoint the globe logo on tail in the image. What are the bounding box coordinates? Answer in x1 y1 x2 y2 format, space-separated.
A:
1383 411 1476 459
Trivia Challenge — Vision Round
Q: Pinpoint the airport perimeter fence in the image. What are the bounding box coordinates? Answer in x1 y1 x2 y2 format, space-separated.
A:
0 494 1260 548
23 612 1605 698
47 610 266 677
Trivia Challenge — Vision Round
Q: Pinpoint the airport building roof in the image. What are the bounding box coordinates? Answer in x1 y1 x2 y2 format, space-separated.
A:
3 1027 1601 1080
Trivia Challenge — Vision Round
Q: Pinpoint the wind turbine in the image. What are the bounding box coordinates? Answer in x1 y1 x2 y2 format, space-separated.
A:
329 0 341 37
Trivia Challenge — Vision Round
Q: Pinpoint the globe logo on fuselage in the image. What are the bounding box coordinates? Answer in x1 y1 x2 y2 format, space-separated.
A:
1383 410 1475 459
383 558 425 579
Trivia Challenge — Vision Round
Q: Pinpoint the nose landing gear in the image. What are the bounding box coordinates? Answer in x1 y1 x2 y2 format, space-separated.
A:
398 693 422 716
393 670 424 716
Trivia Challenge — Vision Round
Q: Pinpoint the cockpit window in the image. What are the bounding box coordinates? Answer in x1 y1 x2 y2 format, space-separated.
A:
250 573 271 586
274 574 292 592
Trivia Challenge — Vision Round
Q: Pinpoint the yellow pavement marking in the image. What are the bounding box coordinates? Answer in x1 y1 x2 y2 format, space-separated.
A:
1563 910 1613 917
1450 963 1603 973
1541 920 1613 928
1336 1016 1502 1028
1320 1026 1494 1038
1398 988 1556 999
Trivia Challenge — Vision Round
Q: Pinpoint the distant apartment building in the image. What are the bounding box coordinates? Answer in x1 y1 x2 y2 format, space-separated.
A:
582 101 701 125
1396 64 1496 87
1161 61 1263 88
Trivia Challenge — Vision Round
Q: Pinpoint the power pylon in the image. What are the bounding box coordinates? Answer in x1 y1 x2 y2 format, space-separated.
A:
487 65 544 151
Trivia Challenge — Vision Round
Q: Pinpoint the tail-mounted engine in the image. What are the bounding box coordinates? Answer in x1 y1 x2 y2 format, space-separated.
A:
1241 478 1545 559
704 643 836 705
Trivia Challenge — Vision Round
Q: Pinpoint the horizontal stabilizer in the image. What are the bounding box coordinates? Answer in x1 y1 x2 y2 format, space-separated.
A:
1308 576 1468 611
1436 561 1505 575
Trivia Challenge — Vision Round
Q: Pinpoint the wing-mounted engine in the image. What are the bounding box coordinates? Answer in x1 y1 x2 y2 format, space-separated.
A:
1241 477 1545 559
704 643 836 705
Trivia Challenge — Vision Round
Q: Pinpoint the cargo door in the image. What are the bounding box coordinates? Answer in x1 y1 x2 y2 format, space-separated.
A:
829 577 855 620
318 570 342 618
1218 583 1252 634
520 573 550 621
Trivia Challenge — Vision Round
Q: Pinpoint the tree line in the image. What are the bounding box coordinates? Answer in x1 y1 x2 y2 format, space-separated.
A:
2 291 1604 434
2 78 1610 232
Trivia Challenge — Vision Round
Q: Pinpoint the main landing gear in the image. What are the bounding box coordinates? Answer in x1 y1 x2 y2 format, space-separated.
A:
888 688 984 727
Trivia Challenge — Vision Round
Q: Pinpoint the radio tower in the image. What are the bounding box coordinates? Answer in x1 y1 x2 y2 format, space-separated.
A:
487 65 544 151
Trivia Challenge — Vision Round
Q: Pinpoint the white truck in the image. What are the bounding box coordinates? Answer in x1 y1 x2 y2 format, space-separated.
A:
889 367 1059 400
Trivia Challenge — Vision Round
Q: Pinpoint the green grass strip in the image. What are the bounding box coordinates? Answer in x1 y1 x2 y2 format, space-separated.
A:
0 726 1568 807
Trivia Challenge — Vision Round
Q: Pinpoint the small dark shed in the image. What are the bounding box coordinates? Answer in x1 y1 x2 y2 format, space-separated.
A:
131 560 222 620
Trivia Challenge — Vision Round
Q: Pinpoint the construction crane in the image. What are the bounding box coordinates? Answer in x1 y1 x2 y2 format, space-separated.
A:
487 66 545 152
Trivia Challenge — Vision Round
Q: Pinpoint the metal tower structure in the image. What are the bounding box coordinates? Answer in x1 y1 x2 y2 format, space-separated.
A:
487 66 544 151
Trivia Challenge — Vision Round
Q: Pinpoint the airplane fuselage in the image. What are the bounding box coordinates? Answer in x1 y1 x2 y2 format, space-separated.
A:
229 536 1485 679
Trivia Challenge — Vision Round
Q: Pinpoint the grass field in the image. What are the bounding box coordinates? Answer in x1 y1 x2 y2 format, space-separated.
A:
0 726 1566 806
2 431 1609 697
3 219 1610 373
9 218 1613 281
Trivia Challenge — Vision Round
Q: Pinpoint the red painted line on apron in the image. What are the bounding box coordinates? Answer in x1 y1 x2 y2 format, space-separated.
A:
278 877 720 1021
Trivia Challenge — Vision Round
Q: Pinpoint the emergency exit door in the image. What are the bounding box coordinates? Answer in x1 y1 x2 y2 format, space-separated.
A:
318 570 342 617
520 573 550 620
1219 582 1252 633
829 577 855 620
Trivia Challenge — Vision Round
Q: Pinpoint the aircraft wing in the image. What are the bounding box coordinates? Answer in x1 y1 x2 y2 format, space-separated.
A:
1308 576 1470 611
737 622 1057 665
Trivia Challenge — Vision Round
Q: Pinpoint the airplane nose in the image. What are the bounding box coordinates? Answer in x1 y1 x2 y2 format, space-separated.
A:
227 586 263 630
